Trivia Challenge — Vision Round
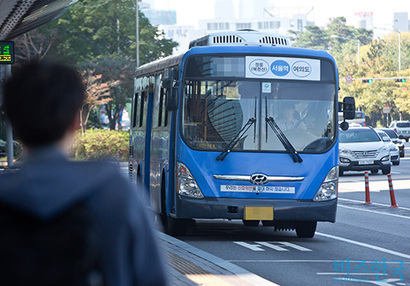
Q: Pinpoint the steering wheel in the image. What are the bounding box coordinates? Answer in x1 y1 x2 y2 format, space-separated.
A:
303 137 332 152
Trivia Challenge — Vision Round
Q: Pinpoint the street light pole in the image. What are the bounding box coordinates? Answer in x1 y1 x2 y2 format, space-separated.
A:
398 31 401 71
136 0 139 68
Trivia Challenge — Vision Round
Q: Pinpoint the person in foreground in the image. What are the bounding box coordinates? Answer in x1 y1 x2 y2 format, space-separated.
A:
0 60 168 285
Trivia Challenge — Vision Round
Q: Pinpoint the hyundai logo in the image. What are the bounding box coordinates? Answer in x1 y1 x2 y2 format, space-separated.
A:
250 174 268 185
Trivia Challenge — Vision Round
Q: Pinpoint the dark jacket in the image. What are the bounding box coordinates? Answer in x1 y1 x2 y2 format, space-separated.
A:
0 147 168 286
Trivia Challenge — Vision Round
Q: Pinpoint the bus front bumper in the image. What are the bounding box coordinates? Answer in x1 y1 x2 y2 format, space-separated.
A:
173 196 337 223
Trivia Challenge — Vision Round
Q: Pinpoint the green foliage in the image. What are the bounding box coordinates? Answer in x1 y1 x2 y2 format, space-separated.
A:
71 129 129 161
40 0 177 66
294 26 329 50
26 0 178 130
292 17 409 125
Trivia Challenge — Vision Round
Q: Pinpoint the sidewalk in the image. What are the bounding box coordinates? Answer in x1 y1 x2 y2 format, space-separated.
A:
157 232 278 286
2 162 277 285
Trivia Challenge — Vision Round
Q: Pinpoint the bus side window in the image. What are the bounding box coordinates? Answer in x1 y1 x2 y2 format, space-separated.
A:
139 91 147 128
158 86 164 127
132 93 139 128
163 87 169 127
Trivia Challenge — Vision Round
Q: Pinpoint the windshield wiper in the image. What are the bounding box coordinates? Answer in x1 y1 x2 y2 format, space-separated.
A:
216 117 256 161
265 116 303 163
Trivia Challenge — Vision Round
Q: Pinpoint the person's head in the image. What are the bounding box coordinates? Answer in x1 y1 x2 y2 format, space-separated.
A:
2 61 85 148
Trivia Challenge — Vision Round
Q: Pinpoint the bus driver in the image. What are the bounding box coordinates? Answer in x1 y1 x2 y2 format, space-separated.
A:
276 102 307 132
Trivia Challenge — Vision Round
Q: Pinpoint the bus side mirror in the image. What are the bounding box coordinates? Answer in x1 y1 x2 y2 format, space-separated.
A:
342 97 355 120
339 121 349 131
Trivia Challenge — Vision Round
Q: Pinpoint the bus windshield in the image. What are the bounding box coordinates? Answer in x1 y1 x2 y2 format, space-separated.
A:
182 79 336 153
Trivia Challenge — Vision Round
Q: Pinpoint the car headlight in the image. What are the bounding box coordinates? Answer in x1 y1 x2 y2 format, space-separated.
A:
381 155 390 162
340 148 352 155
177 162 204 199
379 146 389 152
313 166 338 202
389 145 399 152
339 157 350 163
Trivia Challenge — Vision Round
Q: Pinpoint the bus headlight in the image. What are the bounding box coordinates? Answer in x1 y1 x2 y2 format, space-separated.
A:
313 166 338 202
177 162 204 199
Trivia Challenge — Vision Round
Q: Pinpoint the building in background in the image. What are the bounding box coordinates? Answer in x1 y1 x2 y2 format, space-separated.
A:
354 12 374 30
142 0 409 53
394 12 409 32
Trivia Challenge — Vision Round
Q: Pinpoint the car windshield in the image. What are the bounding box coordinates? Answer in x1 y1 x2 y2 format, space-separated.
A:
377 132 391 142
340 128 381 143
181 80 336 153
397 122 410 128
381 129 398 138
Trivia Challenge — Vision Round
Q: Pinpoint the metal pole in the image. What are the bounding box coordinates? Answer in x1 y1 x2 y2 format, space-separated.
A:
5 64 14 167
398 31 401 72
136 0 139 68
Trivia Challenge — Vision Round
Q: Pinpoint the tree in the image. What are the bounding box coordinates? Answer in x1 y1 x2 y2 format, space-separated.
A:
13 30 58 62
80 70 120 134
293 25 328 50
42 0 178 66
36 0 178 130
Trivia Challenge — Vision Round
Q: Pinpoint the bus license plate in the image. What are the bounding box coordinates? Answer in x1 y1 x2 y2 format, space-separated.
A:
244 206 274 220
220 185 295 194
359 160 374 165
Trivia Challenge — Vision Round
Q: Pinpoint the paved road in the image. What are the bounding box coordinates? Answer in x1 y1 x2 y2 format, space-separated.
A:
175 143 410 285
119 143 410 285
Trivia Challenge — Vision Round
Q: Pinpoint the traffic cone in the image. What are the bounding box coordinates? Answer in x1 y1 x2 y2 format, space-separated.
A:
364 171 371 204
387 174 398 208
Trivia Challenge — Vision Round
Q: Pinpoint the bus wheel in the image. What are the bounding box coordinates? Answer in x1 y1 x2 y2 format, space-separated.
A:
166 217 194 236
243 220 260 226
262 220 275 226
295 221 317 238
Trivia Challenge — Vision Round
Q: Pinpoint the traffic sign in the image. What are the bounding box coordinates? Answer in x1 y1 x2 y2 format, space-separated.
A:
345 74 353 84
383 106 391 114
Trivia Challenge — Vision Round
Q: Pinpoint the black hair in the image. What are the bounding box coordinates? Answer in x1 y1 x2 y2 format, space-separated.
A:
2 61 86 147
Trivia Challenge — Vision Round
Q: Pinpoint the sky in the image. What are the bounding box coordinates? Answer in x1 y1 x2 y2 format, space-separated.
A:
150 0 410 33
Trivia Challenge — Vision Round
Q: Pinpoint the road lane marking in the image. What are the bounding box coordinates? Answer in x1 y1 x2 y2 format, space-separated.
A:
234 241 312 252
339 198 410 211
275 241 312 252
234 242 265 251
254 242 288 251
338 205 410 220
316 232 410 260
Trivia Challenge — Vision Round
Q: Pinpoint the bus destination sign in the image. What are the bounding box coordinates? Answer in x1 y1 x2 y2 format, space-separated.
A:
0 41 15 64
246 56 320 81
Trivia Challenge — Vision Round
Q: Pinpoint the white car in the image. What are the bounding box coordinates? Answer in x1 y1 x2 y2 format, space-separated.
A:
389 121 410 142
376 130 400 166
339 127 391 176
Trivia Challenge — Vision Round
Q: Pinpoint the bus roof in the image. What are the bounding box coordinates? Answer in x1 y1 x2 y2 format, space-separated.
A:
134 42 336 78
134 53 184 78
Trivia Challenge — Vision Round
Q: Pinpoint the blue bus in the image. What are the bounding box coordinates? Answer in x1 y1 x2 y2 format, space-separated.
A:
338 110 366 126
129 30 354 238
